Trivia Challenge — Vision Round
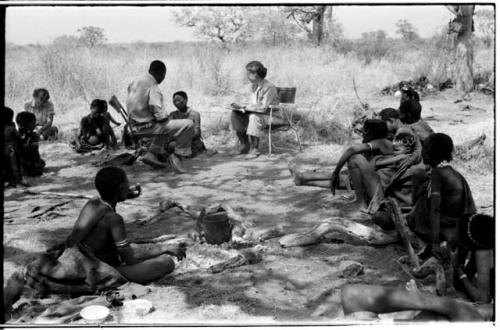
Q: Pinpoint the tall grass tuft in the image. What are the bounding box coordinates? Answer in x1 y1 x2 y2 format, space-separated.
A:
5 39 493 145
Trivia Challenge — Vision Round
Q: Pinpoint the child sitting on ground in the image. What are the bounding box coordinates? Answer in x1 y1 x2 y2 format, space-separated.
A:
74 99 118 152
15 111 46 177
4 107 28 188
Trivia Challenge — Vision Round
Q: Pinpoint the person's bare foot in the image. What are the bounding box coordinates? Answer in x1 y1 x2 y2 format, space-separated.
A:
405 279 419 292
347 208 372 221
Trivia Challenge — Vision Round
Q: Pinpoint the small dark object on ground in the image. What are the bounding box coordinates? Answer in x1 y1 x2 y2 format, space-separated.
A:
340 262 365 278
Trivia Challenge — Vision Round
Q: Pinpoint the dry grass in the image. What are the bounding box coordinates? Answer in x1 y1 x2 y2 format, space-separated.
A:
5 40 493 144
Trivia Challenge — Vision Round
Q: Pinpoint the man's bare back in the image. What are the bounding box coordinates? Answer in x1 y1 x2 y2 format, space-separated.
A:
71 198 122 266
433 166 468 218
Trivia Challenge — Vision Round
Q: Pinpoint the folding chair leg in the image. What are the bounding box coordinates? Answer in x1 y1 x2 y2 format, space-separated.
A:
268 108 273 156
292 128 302 151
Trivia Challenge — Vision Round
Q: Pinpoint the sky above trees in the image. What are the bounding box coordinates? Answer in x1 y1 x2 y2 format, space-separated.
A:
6 5 493 45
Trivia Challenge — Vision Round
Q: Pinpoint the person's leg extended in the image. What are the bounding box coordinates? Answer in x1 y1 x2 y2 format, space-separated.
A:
116 254 175 285
341 284 483 321
289 163 349 190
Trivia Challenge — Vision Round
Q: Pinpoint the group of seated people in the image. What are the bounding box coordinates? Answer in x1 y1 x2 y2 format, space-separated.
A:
4 108 48 188
289 87 494 320
2 61 494 322
4 88 60 187
71 61 209 174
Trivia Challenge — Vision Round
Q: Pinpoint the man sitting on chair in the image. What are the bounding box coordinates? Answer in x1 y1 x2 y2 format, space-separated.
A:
126 60 194 173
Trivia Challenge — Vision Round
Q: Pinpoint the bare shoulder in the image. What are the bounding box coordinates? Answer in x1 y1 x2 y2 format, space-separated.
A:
434 166 460 180
81 198 111 216
104 211 124 226
191 109 201 118
371 138 393 152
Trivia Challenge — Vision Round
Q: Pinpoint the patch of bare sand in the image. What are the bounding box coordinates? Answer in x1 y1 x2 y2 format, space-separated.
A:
4 90 494 324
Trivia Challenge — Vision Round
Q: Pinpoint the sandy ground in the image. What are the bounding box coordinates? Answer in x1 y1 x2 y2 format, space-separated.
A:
3 90 494 324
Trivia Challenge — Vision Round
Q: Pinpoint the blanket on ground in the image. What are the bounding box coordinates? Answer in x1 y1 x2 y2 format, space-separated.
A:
25 240 127 297
367 127 424 214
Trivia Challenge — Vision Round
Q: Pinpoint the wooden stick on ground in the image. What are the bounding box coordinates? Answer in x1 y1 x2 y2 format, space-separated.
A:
23 190 145 207
131 234 177 244
279 216 400 248
386 198 420 269
28 201 72 219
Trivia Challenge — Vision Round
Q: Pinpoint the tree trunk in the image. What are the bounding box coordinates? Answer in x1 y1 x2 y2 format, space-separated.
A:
312 6 326 46
454 5 475 94
323 6 333 41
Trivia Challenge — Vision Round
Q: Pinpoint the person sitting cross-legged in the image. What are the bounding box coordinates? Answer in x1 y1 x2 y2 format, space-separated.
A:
73 99 118 152
3 166 186 319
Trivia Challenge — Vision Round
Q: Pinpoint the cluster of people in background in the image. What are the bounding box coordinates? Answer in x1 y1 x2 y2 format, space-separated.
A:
3 59 493 321
289 85 494 320
4 89 55 188
4 60 215 185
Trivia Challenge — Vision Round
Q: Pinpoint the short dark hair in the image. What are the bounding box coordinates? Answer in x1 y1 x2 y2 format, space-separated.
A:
458 213 494 250
94 166 127 200
379 108 400 121
90 99 108 114
149 60 166 75
401 87 420 102
15 111 37 131
363 119 388 141
246 61 267 79
399 100 422 124
173 91 188 101
33 88 50 102
424 133 454 163
4 107 14 124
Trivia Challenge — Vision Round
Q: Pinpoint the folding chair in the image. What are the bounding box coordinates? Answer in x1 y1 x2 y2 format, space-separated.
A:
108 95 169 157
266 87 302 156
